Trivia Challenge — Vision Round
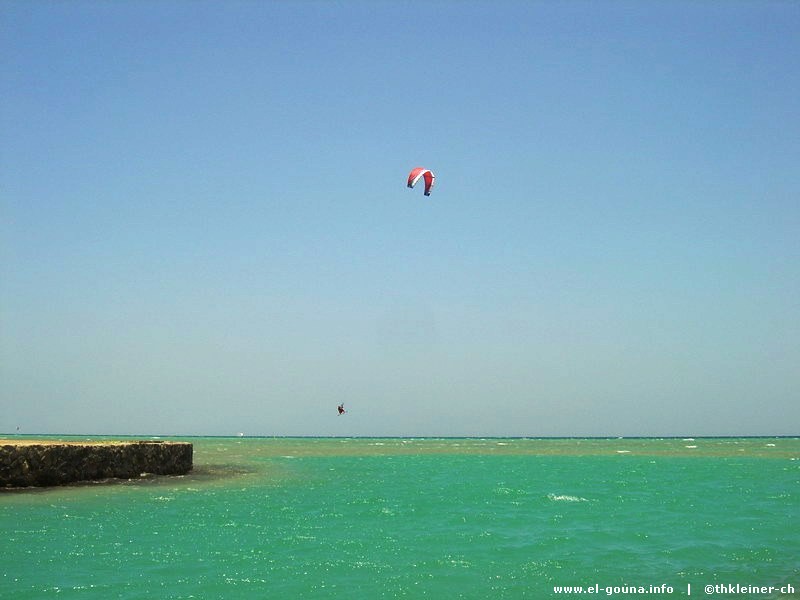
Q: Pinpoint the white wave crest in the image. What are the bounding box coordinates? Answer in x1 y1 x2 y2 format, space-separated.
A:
548 493 588 502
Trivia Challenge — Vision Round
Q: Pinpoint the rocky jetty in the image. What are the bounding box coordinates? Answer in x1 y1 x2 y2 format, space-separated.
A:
0 440 193 488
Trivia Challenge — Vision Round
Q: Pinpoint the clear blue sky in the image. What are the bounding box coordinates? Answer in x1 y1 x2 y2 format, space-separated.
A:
2 1 798 437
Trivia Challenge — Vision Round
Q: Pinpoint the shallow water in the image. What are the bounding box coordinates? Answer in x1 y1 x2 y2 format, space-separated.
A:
2 437 798 598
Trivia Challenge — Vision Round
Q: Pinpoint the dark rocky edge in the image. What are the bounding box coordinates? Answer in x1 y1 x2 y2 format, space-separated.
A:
0 440 193 488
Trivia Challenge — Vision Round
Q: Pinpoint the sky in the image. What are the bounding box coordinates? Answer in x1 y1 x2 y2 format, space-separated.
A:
1 1 798 437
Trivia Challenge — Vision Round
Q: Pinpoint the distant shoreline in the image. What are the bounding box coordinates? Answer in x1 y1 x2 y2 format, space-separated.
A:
3 434 798 441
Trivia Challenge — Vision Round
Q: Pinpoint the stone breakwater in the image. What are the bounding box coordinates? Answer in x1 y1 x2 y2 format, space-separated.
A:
0 440 193 487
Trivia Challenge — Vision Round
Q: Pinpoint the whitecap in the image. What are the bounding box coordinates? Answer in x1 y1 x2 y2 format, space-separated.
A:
616 450 631 454
766 443 776 447
685 445 698 449
548 493 588 502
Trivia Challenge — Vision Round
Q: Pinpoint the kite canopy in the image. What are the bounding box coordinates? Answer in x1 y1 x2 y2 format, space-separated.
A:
407 167 435 196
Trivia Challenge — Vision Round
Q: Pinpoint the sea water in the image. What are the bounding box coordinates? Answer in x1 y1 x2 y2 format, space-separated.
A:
2 437 798 599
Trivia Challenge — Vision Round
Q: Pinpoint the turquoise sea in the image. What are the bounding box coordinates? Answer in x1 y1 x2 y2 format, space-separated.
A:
2 437 798 599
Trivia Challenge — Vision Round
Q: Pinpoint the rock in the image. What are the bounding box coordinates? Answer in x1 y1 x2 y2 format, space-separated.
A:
0 440 193 488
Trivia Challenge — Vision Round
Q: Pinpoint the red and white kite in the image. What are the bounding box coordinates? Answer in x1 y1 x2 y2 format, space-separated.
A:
407 167 435 196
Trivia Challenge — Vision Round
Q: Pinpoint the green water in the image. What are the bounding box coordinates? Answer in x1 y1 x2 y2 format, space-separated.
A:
2 437 798 598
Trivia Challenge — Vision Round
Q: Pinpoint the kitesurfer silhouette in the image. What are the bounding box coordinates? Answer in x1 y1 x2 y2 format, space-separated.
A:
337 403 346 415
